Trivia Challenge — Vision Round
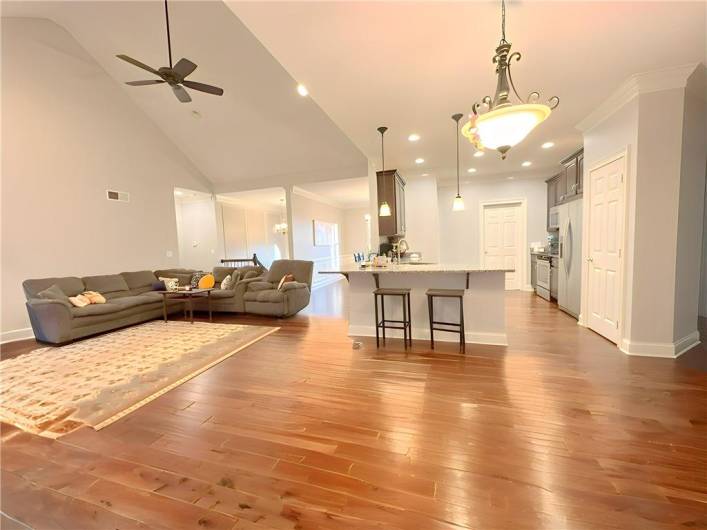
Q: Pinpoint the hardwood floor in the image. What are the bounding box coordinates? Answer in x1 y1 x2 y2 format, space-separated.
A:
2 290 706 530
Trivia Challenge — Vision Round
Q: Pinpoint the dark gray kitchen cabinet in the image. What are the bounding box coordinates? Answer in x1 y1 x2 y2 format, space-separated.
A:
377 169 406 236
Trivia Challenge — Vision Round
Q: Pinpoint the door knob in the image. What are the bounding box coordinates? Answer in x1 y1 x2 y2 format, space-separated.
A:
586 257 594 262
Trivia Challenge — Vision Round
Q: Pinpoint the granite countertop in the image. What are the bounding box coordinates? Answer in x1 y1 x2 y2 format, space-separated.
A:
531 251 559 257
320 263 514 274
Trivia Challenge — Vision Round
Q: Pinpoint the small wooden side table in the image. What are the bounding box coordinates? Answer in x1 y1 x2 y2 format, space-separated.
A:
157 288 213 323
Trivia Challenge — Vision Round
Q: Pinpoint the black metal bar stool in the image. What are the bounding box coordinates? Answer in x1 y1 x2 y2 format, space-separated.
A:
426 289 465 353
373 288 412 348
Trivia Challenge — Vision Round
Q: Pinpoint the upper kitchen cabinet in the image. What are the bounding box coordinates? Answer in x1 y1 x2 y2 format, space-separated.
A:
377 169 406 236
559 148 584 201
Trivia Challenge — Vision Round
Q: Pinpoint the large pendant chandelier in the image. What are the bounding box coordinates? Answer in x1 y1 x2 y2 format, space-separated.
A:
461 0 558 159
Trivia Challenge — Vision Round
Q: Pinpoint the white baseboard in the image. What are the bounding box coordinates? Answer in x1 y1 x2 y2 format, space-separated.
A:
1 327 34 344
522 284 534 292
619 330 701 358
348 325 507 346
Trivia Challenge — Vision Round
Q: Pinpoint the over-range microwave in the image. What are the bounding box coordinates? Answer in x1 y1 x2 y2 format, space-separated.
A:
548 206 560 230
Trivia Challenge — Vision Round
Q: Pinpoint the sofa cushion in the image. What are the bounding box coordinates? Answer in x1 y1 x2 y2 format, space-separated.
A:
213 267 235 283
281 281 308 292
82 274 130 298
110 295 158 311
71 303 122 317
243 289 285 303
209 289 237 300
248 281 275 292
154 269 195 286
37 284 71 303
121 271 158 293
264 260 313 287
137 291 164 302
23 277 85 299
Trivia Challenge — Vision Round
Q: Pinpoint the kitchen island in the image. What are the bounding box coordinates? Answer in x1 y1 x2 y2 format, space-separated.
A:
320 264 512 345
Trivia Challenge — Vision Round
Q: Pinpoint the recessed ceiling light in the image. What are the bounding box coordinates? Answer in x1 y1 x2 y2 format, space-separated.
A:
522 161 532 167
174 190 184 196
421 173 429 177
415 158 425 164
541 141 555 149
507 176 515 180
408 133 420 142
467 168 477 173
296 84 309 97
473 151 484 158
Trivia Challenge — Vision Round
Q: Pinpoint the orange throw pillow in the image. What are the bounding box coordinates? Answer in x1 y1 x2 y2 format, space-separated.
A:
198 273 215 289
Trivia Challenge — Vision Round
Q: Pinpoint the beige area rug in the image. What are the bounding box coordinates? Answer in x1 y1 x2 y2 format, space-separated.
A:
0 321 278 438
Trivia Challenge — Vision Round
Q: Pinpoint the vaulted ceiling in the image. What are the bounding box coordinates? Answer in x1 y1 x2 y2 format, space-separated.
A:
2 0 369 192
4 1 705 189
229 1 706 184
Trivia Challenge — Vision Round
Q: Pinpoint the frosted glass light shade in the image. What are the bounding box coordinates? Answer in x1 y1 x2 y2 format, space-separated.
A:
452 195 465 211
475 103 551 152
379 201 392 217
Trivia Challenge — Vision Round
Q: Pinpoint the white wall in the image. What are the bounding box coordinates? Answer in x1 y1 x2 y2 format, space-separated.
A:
438 178 548 288
404 176 441 262
580 64 706 356
1 19 210 339
290 191 345 288
175 198 222 271
673 68 707 337
580 98 639 342
341 207 371 258
218 202 288 268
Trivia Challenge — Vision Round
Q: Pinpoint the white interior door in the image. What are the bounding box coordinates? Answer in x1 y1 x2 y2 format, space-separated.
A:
587 156 624 343
483 203 521 290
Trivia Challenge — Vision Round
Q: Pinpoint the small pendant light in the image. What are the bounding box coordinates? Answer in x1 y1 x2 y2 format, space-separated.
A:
452 113 465 211
377 126 392 217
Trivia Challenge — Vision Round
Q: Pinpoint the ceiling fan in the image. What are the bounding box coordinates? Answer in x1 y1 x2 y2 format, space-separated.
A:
116 0 224 103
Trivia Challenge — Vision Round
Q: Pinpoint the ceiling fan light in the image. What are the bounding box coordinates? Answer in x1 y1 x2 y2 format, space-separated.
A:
475 103 551 152
379 201 392 217
452 195 465 212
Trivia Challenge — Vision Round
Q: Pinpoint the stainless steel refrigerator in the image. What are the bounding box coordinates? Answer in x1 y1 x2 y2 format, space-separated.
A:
558 200 583 318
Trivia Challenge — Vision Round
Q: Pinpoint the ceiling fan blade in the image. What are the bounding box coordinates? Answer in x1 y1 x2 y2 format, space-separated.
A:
171 84 192 103
116 54 160 76
182 80 224 96
126 80 166 86
172 58 197 79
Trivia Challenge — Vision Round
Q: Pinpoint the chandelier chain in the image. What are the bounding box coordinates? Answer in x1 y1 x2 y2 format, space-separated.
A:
501 0 507 44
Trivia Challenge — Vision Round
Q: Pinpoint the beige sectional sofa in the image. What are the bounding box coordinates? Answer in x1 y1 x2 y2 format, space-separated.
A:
23 260 313 344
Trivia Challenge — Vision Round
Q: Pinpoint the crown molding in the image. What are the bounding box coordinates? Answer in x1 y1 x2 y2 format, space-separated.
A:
577 63 701 133
292 186 345 209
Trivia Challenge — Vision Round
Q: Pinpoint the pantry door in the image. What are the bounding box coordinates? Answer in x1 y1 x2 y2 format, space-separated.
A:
586 155 625 343
482 201 525 290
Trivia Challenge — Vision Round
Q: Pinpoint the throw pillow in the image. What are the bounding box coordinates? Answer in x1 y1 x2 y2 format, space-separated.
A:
37 284 69 302
277 274 296 291
82 291 106 304
190 272 206 288
198 273 215 289
243 270 260 280
68 294 91 308
152 280 166 291
220 274 233 290
158 277 179 291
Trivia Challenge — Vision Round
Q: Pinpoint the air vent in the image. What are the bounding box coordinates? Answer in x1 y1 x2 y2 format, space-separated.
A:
106 190 130 203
